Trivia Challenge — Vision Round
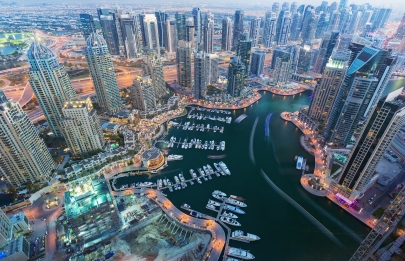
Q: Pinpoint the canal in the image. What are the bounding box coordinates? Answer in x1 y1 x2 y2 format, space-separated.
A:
115 78 405 260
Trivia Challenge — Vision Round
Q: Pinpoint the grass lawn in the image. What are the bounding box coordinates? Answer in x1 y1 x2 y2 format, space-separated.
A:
372 207 385 219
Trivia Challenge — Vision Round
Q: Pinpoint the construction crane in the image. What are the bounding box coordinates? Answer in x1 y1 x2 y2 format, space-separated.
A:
350 185 405 261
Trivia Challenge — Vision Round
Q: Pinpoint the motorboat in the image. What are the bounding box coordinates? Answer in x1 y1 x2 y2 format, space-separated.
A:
174 176 180 184
208 200 221 207
203 166 209 175
182 204 191 210
227 247 254 260
296 156 303 170
231 230 260 241
198 168 205 176
189 169 197 179
206 204 217 211
207 164 214 174
179 173 185 182
167 155 183 161
225 197 247 207
220 216 241 226
197 178 202 184
213 163 222 172
219 162 231 175
222 211 238 219
213 190 227 197
224 204 245 214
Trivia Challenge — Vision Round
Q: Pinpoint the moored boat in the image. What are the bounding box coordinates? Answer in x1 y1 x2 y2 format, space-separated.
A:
231 230 260 241
227 247 254 260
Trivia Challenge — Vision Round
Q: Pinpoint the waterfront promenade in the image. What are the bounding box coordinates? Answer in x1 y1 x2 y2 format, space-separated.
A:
280 111 376 228
112 188 226 261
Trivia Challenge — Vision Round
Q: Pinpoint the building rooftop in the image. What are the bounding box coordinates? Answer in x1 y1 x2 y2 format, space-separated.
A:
142 147 162 161
86 32 106 47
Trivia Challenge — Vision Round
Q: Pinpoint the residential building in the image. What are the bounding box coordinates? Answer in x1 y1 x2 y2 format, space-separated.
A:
194 51 206 99
176 40 192 88
143 53 166 99
249 17 261 47
186 18 195 49
155 10 167 48
222 17 233 52
130 76 157 111
143 14 160 54
296 46 314 75
272 52 291 86
99 14 120 55
164 20 176 53
85 33 122 114
119 14 142 58
396 13 405 39
313 31 339 73
61 98 104 157
324 46 396 146
175 12 186 41
205 53 219 84
227 56 246 97
204 12 214 53
275 10 291 45
192 7 202 44
262 12 277 48
233 10 244 48
0 90 54 187
330 89 405 199
79 13 95 39
250 51 266 76
28 41 76 136
236 35 252 78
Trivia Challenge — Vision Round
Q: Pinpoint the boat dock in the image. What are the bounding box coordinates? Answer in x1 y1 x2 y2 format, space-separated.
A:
189 107 232 115
169 121 226 133
166 137 225 151
186 113 232 124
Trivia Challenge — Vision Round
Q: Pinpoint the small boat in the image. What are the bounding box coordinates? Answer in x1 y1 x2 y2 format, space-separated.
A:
213 190 227 197
182 204 191 209
197 178 202 184
230 195 245 202
294 155 298 161
220 216 241 226
225 197 247 207
150 170 157 174
167 155 183 161
206 204 217 211
231 230 260 241
222 211 238 219
219 162 231 175
208 200 221 207
296 156 303 170
227 247 255 260
224 204 245 214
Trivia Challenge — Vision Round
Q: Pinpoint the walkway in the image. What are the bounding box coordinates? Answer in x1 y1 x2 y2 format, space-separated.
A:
112 188 226 261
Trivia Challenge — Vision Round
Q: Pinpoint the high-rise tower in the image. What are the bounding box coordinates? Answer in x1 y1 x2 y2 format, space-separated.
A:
233 10 244 48
249 17 261 47
275 10 291 45
263 12 277 48
99 14 120 55
192 7 202 45
130 76 157 111
85 33 122 114
79 13 96 39
313 31 339 74
227 56 246 97
143 14 161 54
28 41 76 136
250 51 266 76
194 51 206 99
0 91 54 187
176 40 192 89
204 12 214 53
175 12 187 42
119 14 142 58
61 98 104 157
222 17 233 52
236 35 252 79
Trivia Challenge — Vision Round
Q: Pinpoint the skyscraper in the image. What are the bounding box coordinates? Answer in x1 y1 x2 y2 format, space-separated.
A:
164 20 176 53
192 7 202 45
85 33 122 114
227 56 246 97
290 2 298 14
205 53 219 84
263 12 277 48
0 90 54 187
236 35 252 79
119 14 142 58
273 52 291 86
313 31 339 73
282 2 290 11
155 10 167 48
186 18 195 49
175 12 187 41
204 12 214 53
79 13 95 39
275 10 291 45
143 53 166 99
315 13 328 38
28 41 76 136
130 76 157 111
176 40 192 88
250 51 266 76
233 10 244 48
272 2 280 13
324 46 396 146
338 0 348 11
308 51 349 124
99 14 120 55
333 89 405 199
222 17 233 52
194 51 206 99
249 17 261 47
61 98 104 157
296 46 314 75
300 9 318 45
289 13 302 41
143 14 161 54
328 11 340 32
395 13 405 39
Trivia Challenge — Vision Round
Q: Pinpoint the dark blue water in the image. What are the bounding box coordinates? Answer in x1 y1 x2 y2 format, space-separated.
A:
115 78 405 260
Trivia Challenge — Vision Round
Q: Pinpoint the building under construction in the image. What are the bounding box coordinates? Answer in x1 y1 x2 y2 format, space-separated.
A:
64 178 121 248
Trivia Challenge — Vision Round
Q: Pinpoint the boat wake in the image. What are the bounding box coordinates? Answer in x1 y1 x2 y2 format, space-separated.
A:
207 155 226 159
264 112 274 138
235 114 248 123
249 117 259 166
259 169 344 248
297 189 363 243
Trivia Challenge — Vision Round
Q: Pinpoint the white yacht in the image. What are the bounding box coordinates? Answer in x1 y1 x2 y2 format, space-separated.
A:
220 141 225 151
227 247 254 260
203 166 209 175
225 197 247 207
296 156 303 170
167 155 183 161
222 211 238 219
224 204 245 214
213 163 222 172
197 178 202 184
174 176 180 184
231 230 260 241
207 164 214 174
163 179 167 186
182 204 191 210
179 173 185 182
213 190 227 197
198 168 205 176
206 204 217 211
220 216 241 226
219 162 231 175
189 169 197 179
208 200 221 207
